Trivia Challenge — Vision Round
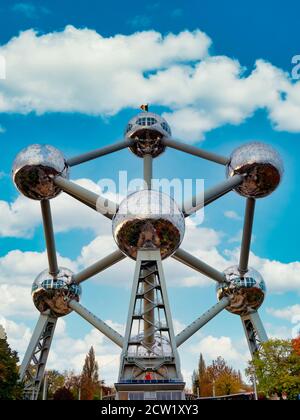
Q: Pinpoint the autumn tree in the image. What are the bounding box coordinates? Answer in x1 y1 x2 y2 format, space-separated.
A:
80 346 100 400
0 331 23 400
292 336 300 357
192 355 244 398
247 339 300 400
206 357 242 396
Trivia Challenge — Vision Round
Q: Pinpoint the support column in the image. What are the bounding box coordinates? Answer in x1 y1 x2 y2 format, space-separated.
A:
116 249 185 400
241 311 268 357
143 264 156 348
20 314 57 400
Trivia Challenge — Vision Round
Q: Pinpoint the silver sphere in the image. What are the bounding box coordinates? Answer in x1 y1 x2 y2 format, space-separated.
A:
32 267 81 317
217 266 266 316
12 144 69 200
112 190 185 260
226 142 283 198
125 112 171 158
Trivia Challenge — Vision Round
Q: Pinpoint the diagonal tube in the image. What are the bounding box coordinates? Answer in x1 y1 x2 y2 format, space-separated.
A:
72 250 126 284
40 200 59 277
239 198 256 275
162 138 230 166
176 297 230 347
173 248 227 284
183 174 244 217
68 300 124 348
67 140 131 167
53 176 117 219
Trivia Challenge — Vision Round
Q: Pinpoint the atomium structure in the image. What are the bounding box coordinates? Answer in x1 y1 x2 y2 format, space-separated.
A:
15 108 283 400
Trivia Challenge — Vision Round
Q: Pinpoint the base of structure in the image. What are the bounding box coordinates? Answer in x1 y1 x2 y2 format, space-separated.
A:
115 380 186 400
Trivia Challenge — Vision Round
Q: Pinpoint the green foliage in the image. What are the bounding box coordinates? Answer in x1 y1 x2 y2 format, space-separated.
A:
0 336 23 400
247 339 300 400
45 370 65 399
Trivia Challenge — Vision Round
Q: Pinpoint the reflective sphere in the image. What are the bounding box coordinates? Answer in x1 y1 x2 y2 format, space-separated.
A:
226 142 283 198
32 267 81 317
112 190 185 260
125 112 171 158
217 266 266 316
13 144 69 200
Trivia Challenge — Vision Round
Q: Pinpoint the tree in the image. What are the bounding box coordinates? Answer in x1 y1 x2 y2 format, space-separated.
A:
292 336 300 357
64 370 82 400
191 370 199 395
45 370 65 399
80 346 100 400
198 354 206 395
0 332 23 400
206 357 242 397
192 355 244 398
53 386 74 400
247 339 300 400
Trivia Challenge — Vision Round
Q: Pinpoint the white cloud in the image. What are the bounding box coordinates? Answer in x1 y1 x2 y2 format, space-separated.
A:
0 27 210 118
224 210 241 221
189 335 247 363
0 178 111 238
0 27 299 141
250 253 300 294
267 304 300 323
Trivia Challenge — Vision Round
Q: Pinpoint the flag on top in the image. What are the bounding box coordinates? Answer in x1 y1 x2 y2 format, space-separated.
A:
140 104 149 112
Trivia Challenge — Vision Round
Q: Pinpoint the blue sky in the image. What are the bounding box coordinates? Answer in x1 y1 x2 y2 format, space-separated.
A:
0 0 300 386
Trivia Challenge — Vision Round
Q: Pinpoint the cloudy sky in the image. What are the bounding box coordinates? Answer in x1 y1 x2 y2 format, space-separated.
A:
0 0 300 387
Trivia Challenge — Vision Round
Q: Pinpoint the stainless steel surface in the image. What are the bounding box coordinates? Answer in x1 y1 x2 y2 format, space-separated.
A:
12 144 69 200
162 138 229 165
67 140 131 167
227 142 284 198
32 268 81 317
176 297 230 347
183 174 244 216
125 112 171 158
68 300 124 348
40 200 59 277
53 176 117 218
239 198 256 275
173 248 227 283
113 190 185 260
217 266 266 315
72 250 126 284
144 154 153 189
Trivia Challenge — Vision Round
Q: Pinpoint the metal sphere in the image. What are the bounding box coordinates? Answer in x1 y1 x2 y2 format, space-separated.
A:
32 267 81 318
216 266 266 316
226 142 283 198
12 144 69 200
112 190 185 260
125 112 171 158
